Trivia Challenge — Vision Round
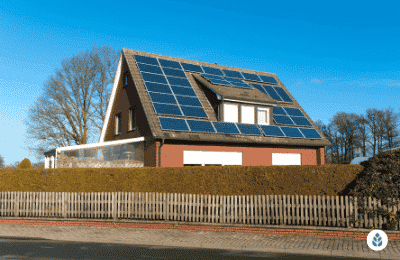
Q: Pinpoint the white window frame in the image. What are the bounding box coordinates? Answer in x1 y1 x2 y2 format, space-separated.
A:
241 105 255 124
223 103 239 123
115 113 121 135
257 107 270 125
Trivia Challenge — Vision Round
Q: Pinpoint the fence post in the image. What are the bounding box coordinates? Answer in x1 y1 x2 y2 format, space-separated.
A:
112 192 117 220
13 192 18 217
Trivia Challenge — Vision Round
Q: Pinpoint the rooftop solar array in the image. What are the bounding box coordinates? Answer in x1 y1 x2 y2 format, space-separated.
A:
134 54 207 119
272 106 313 127
252 84 293 103
201 74 252 89
158 117 321 139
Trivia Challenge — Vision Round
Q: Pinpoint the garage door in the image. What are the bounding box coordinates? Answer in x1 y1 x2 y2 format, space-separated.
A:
183 150 243 166
272 153 301 165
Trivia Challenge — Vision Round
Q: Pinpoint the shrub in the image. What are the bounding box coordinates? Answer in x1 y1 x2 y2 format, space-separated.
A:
347 149 400 230
18 158 32 169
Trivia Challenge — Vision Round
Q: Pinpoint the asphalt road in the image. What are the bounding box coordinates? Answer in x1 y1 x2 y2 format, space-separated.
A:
0 236 376 260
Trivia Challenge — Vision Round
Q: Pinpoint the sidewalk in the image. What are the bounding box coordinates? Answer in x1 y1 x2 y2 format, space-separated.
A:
1 217 400 259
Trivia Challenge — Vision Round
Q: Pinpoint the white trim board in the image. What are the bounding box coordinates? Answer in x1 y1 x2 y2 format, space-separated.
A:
99 53 123 143
56 137 145 152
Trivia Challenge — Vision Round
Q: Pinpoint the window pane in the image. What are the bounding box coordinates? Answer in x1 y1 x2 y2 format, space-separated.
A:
258 108 269 125
241 105 254 124
223 103 238 123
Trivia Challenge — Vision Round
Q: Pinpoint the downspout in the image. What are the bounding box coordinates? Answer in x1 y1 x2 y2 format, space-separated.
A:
158 138 164 167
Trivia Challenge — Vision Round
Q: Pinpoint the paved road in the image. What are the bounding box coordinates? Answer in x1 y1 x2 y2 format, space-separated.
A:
0 217 399 259
0 236 377 260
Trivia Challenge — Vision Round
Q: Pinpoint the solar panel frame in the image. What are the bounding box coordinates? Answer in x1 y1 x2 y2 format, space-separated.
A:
144 82 172 94
236 123 263 136
283 107 304 117
133 55 159 66
158 117 189 131
148 92 178 105
166 76 191 87
273 86 293 102
170 85 197 97
291 116 313 127
273 115 295 125
241 72 261 82
202 66 224 76
273 106 287 115
262 85 283 101
153 103 182 116
186 119 216 133
222 69 244 79
175 95 203 107
259 125 286 137
141 72 168 85
137 63 164 75
180 106 208 118
280 127 304 138
212 122 240 134
180 62 204 73
259 75 278 84
299 128 322 139
162 67 187 78
158 59 182 69
225 77 252 89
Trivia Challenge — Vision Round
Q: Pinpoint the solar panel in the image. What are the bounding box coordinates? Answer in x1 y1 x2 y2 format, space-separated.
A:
225 77 252 89
137 63 163 75
186 120 215 133
262 85 283 101
241 72 261 82
202 74 232 86
274 87 293 102
158 117 189 131
158 59 182 69
212 122 240 134
273 115 295 125
291 116 313 127
148 92 177 105
252 84 270 97
259 75 278 84
176 95 202 107
259 125 286 137
202 66 223 76
141 72 168 85
144 82 172 94
299 128 322 139
167 76 191 87
280 127 304 138
153 103 182 116
162 67 186 78
283 107 304 117
180 106 207 118
170 85 197 97
180 62 204 73
273 106 287 115
222 69 244 79
236 123 263 136
134 55 159 66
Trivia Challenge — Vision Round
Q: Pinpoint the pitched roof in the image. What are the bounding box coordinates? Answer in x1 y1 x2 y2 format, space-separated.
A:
100 48 331 147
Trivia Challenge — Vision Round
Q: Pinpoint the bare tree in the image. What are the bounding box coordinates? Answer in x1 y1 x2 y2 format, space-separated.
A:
355 115 369 157
22 45 119 161
380 107 400 150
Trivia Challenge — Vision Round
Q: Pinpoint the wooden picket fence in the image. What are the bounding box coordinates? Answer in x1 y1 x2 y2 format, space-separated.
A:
1 191 400 230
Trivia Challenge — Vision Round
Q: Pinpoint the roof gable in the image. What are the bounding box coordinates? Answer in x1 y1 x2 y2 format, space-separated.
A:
100 49 331 147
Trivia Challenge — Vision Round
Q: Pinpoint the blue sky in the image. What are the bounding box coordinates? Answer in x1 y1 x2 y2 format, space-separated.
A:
0 0 399 166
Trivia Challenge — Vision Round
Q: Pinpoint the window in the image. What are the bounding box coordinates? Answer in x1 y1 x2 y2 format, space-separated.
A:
223 103 238 123
124 73 129 88
257 108 270 125
272 153 301 165
129 108 136 131
115 113 122 135
241 105 255 124
183 150 243 166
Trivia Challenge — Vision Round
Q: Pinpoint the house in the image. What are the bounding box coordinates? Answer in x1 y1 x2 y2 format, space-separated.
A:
44 48 331 168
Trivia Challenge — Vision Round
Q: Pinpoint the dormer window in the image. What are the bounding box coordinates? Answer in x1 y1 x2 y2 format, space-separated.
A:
223 103 238 123
241 105 255 124
257 107 270 125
